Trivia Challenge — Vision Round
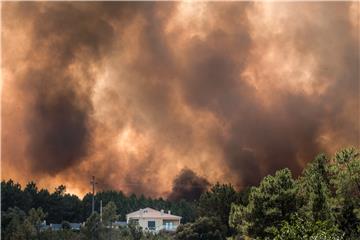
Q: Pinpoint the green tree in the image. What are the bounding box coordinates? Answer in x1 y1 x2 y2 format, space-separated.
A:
330 147 360 238
54 185 67 196
102 201 118 240
198 183 239 233
171 199 197 223
175 216 226 240
1 179 30 212
273 214 344 240
229 169 299 239
24 182 38 210
2 207 27 240
1 178 197 231
25 208 47 240
128 221 143 240
298 154 334 223
82 212 102 240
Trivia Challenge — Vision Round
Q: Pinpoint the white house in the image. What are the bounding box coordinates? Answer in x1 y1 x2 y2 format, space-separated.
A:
126 207 181 232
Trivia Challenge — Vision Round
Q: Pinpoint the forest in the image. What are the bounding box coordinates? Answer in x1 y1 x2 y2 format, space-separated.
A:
2 147 359 240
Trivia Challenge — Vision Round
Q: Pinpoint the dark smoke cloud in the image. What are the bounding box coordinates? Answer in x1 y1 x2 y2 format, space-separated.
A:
2 2 359 197
4 2 117 174
168 168 210 201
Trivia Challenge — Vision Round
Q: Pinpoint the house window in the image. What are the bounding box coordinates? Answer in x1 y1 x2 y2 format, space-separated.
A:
163 220 173 230
148 221 155 230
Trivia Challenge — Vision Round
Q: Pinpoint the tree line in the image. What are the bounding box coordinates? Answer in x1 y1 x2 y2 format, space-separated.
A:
2 147 359 240
1 181 197 224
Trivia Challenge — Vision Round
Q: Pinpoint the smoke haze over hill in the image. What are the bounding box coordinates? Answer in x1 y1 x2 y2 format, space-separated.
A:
2 2 359 197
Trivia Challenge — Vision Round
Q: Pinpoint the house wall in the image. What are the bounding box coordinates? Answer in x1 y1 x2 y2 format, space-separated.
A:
127 217 180 232
138 218 163 231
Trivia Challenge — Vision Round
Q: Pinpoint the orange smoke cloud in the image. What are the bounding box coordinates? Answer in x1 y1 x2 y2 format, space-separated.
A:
2 2 359 198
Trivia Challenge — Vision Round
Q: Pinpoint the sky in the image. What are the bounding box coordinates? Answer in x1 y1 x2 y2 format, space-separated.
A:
2 2 359 199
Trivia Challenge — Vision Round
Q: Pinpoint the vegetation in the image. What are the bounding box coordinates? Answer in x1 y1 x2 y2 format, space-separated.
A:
1 181 196 224
2 147 359 240
175 217 226 240
229 147 360 239
198 183 240 235
229 169 299 239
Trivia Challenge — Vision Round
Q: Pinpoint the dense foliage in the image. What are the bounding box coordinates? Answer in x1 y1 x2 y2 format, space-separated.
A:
229 169 299 239
2 147 359 240
1 181 196 224
229 147 360 239
175 217 226 240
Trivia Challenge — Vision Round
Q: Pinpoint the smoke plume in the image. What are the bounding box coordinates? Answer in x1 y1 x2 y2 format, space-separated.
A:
2 2 359 198
168 168 210 201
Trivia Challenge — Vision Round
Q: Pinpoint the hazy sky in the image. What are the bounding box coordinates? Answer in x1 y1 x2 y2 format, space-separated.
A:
2 2 359 198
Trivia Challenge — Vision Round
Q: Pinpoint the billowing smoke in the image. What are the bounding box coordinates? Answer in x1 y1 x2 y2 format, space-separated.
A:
168 168 210 201
2 2 359 198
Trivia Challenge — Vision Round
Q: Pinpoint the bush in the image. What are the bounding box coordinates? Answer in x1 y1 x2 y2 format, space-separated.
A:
273 214 344 240
175 216 226 240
